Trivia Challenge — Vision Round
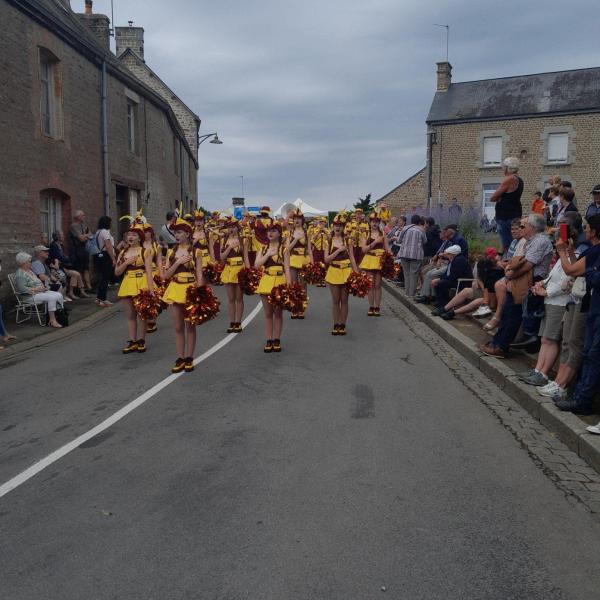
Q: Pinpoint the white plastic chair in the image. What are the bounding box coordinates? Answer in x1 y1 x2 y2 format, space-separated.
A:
7 273 47 326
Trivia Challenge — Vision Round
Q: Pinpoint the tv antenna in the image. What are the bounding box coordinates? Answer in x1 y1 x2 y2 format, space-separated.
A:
433 24 449 61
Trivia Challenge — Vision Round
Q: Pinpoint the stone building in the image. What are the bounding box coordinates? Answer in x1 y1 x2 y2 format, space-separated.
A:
380 62 600 218
0 0 199 295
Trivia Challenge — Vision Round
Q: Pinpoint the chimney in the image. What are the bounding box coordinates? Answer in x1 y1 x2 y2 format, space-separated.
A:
436 61 452 92
115 24 145 61
77 1 111 51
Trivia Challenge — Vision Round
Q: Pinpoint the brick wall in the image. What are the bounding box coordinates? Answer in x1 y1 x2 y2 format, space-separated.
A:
428 114 600 213
377 168 427 216
0 1 198 302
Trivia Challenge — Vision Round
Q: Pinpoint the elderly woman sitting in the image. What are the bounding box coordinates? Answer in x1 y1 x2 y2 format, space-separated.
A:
14 252 65 328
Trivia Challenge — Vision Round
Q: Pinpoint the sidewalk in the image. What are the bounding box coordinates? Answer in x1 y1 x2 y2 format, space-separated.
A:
383 281 600 475
0 291 119 364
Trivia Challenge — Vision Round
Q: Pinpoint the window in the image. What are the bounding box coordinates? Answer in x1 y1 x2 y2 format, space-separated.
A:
482 183 499 219
483 136 502 166
39 49 62 138
127 100 137 152
547 132 568 163
40 190 64 240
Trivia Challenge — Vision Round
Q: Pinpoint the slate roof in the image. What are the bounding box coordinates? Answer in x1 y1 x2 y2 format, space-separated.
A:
9 0 198 166
427 67 600 124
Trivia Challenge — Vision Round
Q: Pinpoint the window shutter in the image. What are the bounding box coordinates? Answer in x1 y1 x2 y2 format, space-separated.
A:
483 137 502 165
548 133 568 163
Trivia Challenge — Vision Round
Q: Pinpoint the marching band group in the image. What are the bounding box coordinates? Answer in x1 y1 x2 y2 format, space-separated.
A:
114 205 392 373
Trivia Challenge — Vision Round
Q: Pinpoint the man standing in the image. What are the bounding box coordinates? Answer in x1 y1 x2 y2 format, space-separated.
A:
159 210 178 248
489 157 524 255
69 209 92 291
396 215 427 297
585 185 600 220
481 214 553 357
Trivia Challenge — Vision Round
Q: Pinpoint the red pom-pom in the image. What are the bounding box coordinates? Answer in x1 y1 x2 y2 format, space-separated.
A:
153 274 169 311
268 283 308 313
132 289 161 321
346 271 373 297
184 285 221 326
237 267 263 295
380 251 400 279
203 262 224 285
300 261 326 285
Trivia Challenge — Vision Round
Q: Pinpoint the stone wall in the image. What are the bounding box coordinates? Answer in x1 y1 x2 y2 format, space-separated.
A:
377 168 427 216
428 113 600 213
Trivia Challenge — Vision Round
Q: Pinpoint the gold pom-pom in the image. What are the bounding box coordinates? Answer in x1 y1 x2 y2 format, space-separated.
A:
132 290 161 321
346 271 373 297
268 283 308 313
184 285 221 326
237 267 263 295
153 274 169 311
300 262 326 285
203 262 224 285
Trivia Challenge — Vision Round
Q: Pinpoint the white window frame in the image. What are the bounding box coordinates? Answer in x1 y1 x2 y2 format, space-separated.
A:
40 192 62 240
483 136 502 166
127 100 137 153
482 183 499 219
547 132 569 164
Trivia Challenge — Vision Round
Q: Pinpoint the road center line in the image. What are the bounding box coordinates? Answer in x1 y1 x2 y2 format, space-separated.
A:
0 302 262 499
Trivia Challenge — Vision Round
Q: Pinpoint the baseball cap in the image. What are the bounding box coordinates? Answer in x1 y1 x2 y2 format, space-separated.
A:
34 245 50 252
444 244 462 256
591 184 600 195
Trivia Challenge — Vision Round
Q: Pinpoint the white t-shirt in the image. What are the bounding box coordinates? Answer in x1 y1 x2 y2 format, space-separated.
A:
96 229 114 252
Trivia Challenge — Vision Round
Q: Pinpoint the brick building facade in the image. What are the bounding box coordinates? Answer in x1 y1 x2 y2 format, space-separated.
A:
379 63 600 217
0 0 199 298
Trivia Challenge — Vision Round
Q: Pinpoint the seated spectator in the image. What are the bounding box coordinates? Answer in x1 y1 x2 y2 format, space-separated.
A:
49 231 90 299
480 214 553 358
14 252 65 328
433 258 496 320
31 245 70 301
483 218 527 331
531 191 545 216
536 213 589 400
430 245 473 314
585 184 600 220
0 259 17 350
471 247 503 318
552 214 600 414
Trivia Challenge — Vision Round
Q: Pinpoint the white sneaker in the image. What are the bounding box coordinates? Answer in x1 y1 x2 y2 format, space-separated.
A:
473 305 492 317
586 423 600 435
537 381 560 397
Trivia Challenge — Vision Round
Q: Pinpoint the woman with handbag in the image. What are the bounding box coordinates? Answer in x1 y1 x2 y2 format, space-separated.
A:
94 216 117 308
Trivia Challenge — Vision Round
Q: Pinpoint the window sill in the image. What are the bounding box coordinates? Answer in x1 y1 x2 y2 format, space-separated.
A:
544 161 571 167
479 164 502 170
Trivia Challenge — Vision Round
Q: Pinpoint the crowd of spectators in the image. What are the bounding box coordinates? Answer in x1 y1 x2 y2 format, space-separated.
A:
389 157 600 428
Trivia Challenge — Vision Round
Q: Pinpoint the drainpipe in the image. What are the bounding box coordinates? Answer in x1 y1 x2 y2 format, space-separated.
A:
426 128 434 211
101 60 110 216
179 141 185 212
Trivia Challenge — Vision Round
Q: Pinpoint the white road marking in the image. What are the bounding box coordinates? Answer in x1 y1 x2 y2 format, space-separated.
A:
0 302 262 499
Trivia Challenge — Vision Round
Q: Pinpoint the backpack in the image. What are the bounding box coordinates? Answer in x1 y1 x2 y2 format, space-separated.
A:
86 231 102 256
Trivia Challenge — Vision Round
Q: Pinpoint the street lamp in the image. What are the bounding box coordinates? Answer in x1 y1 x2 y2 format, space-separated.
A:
198 132 223 146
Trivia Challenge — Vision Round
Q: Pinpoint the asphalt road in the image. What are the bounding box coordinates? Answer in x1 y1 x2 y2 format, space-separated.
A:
2 286 600 599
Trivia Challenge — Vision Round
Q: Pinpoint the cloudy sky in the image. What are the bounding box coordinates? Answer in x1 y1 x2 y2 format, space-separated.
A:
92 0 598 211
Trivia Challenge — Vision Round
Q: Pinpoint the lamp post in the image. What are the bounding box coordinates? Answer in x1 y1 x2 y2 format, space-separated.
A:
196 133 223 209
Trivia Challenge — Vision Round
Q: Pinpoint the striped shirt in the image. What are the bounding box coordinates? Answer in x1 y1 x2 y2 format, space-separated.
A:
396 225 427 260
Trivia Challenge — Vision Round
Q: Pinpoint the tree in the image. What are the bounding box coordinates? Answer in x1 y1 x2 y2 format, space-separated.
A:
354 193 374 213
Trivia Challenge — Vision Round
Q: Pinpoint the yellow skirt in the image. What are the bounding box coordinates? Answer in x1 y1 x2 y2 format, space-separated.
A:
257 271 286 295
162 277 196 305
290 254 310 270
118 270 149 298
221 263 243 284
325 261 352 285
359 251 384 271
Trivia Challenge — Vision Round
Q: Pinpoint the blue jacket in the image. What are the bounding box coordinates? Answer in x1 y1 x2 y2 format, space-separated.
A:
441 255 472 287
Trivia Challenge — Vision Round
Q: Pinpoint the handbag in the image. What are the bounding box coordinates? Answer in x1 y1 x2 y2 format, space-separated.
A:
507 256 532 304
571 277 586 299
86 232 102 256
46 306 69 327
522 289 545 319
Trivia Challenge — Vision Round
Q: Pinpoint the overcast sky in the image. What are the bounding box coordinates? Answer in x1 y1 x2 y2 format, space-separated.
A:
91 0 599 211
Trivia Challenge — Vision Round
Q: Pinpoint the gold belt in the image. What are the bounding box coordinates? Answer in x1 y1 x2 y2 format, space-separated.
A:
266 266 284 276
174 274 196 284
367 250 384 256
227 257 244 266
126 269 145 278
331 260 351 268
292 249 306 255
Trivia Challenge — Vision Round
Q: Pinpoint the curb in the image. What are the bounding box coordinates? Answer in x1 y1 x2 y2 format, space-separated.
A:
383 281 600 476
0 304 120 365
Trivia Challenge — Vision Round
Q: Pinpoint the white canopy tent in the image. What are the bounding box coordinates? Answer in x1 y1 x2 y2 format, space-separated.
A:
274 198 328 218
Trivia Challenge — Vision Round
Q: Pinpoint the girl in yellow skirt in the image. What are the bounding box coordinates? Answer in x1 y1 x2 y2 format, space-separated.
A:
359 213 390 316
162 218 205 373
286 209 313 319
142 221 161 333
254 222 291 353
325 213 359 335
115 223 155 354
219 217 250 333
192 210 214 272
